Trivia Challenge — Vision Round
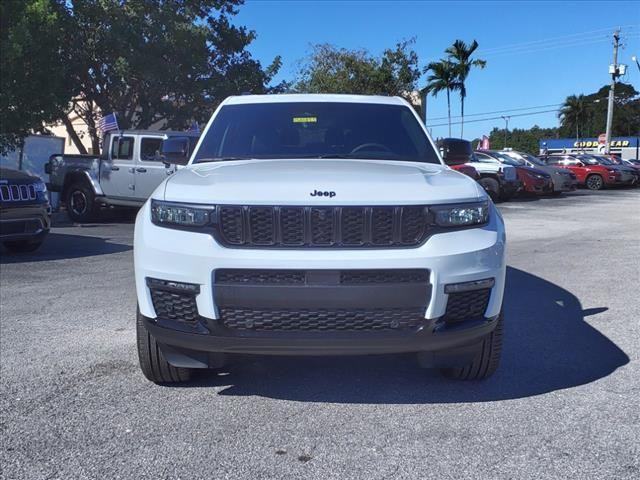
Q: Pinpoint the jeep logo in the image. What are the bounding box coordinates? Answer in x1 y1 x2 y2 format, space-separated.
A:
310 189 336 198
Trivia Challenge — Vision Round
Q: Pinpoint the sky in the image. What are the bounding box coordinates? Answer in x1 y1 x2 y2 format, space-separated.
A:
233 0 640 140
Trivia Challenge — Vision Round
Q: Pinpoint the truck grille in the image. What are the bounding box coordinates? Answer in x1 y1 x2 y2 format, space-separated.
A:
0 183 36 202
219 308 425 331
217 205 429 248
444 288 491 322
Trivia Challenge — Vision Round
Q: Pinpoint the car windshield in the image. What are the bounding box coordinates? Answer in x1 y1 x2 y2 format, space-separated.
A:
517 152 546 167
588 155 614 165
193 102 440 164
576 156 601 165
489 152 522 166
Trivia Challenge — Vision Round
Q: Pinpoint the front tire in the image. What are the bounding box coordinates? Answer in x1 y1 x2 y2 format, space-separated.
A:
478 177 500 202
65 182 98 222
441 312 503 381
137 308 193 384
586 174 604 190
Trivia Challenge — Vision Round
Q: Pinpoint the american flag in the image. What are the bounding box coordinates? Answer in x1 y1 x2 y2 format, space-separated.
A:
97 112 119 136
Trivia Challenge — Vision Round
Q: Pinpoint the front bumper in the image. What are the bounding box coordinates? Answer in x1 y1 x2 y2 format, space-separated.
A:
0 203 51 241
134 201 506 356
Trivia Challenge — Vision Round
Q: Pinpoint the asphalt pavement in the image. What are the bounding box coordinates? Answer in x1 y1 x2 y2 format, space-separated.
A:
1 189 639 479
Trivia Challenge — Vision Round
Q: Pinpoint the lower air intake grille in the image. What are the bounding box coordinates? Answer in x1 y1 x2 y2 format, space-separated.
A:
444 289 491 322
150 290 199 323
220 308 426 332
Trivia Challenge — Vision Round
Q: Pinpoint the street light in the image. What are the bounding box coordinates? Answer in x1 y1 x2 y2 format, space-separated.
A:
501 116 510 148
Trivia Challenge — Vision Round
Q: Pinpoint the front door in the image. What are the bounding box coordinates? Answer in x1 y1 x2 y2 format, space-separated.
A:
133 136 175 199
100 136 136 198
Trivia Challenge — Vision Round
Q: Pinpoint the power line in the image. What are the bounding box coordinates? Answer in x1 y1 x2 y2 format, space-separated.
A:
479 25 637 54
483 36 611 58
428 103 564 121
426 108 560 128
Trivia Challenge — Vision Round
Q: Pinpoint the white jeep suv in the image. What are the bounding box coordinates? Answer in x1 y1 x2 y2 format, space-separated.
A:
134 94 506 384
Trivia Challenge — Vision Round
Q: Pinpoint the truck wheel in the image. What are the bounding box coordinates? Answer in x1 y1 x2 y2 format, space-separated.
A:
478 177 500 202
136 308 193 384
586 174 604 190
441 312 503 381
2 240 44 253
66 182 98 222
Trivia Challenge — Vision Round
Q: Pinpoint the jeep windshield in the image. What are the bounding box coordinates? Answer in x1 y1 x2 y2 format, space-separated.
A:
193 102 440 164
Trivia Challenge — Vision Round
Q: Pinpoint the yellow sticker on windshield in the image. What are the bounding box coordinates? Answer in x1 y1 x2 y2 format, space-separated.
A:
293 116 317 123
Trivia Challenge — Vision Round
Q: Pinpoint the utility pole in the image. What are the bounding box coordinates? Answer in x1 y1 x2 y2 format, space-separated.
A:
501 116 510 148
604 29 621 154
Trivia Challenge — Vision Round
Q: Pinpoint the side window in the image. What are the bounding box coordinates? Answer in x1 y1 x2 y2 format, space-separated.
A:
140 138 163 161
111 136 134 160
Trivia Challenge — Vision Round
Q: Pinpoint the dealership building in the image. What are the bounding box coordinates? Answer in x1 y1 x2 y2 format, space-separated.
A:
539 136 640 160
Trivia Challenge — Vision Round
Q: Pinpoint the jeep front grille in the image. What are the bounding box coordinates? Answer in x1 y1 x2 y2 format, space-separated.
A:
217 205 429 248
0 183 36 202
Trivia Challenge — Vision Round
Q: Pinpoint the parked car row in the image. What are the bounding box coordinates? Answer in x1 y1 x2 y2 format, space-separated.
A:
438 138 638 202
1 131 637 255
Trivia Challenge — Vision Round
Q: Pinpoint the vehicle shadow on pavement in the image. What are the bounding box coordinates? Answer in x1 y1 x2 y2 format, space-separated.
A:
0 232 131 263
182 266 629 403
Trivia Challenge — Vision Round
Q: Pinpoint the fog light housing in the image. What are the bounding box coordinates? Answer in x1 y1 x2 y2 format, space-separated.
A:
445 278 495 294
146 277 200 294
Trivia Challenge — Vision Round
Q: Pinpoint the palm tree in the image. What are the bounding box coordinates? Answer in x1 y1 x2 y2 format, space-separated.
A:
424 59 460 137
559 94 588 140
445 40 486 138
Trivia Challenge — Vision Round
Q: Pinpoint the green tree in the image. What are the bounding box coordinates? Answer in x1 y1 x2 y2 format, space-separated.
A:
0 0 77 153
488 125 560 155
445 39 486 138
295 39 421 101
558 84 639 138
424 59 460 137
559 94 589 139
63 0 283 154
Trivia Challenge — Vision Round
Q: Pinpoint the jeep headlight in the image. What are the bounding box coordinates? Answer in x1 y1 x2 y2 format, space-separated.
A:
33 181 47 193
150 200 214 228
431 201 489 227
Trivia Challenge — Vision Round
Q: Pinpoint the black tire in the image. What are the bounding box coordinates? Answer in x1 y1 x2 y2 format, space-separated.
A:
478 177 500 202
136 308 193 384
2 240 44 253
441 312 503 381
65 181 98 222
585 174 604 191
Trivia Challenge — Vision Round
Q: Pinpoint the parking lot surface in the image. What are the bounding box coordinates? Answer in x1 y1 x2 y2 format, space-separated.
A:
1 189 639 480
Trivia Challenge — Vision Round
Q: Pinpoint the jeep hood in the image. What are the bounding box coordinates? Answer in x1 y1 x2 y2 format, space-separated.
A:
162 159 484 205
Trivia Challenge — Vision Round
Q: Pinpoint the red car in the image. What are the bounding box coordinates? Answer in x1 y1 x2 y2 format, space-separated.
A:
475 150 553 195
451 164 480 180
542 155 623 190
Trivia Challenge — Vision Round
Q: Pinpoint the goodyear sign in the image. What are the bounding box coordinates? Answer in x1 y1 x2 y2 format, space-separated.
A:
573 140 630 148
540 137 639 150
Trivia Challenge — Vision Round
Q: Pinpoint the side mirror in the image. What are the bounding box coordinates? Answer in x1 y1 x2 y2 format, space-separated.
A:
575 162 585 167
437 138 472 166
161 137 190 166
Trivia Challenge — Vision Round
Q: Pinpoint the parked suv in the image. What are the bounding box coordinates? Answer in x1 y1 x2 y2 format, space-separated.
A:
498 150 577 193
542 154 630 190
134 94 506 384
0 167 51 253
47 130 200 222
475 150 554 195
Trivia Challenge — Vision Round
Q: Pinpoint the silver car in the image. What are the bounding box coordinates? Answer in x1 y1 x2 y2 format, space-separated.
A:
499 150 577 193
